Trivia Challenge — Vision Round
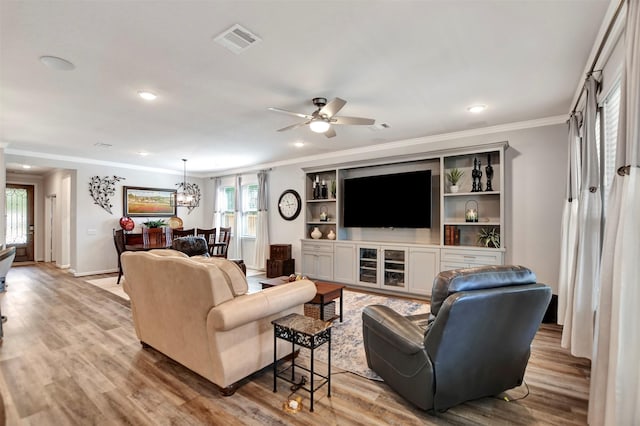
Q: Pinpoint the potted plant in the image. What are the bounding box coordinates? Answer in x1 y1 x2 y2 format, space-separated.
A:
143 219 167 228
477 227 500 248
446 168 464 193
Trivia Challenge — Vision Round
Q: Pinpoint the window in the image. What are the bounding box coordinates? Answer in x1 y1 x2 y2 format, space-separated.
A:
221 186 235 229
601 81 621 212
218 183 258 237
242 184 258 237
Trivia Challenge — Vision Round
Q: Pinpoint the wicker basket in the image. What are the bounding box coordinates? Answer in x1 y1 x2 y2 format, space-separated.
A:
304 301 336 320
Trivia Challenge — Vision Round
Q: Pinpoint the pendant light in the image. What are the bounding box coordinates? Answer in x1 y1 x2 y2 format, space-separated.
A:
175 159 197 207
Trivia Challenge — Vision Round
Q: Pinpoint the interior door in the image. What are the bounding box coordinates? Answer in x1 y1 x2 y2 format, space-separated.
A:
6 184 35 262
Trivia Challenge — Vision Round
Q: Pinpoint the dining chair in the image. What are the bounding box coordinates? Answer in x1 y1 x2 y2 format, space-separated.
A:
113 229 127 284
172 228 195 238
196 228 217 255
163 226 173 246
212 227 231 258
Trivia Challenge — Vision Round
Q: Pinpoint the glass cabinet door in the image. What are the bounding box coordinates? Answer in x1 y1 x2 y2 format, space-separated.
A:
382 248 406 289
359 247 378 285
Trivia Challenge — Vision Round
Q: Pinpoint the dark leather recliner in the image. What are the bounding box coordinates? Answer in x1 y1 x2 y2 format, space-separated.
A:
362 265 551 412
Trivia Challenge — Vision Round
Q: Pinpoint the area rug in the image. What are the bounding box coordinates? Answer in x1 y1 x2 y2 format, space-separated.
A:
84 276 129 300
307 290 429 381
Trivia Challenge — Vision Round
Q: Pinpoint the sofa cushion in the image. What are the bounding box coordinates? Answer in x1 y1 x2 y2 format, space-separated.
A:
171 236 210 257
189 257 248 296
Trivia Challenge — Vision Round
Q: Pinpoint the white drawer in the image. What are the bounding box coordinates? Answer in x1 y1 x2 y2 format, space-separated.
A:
441 249 503 266
302 241 334 254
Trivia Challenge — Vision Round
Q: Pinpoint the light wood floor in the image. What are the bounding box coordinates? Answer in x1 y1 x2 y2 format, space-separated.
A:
0 263 591 425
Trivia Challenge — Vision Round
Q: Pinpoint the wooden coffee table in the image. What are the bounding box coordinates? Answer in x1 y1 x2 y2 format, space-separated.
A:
260 276 345 322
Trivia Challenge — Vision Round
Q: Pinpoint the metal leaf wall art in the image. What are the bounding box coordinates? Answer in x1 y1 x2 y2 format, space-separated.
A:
89 175 125 214
176 182 201 214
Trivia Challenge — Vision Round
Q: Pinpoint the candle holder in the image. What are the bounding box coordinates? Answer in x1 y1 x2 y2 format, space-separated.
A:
465 200 479 222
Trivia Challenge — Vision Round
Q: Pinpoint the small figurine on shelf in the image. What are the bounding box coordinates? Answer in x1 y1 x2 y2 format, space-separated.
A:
471 157 483 192
485 154 494 191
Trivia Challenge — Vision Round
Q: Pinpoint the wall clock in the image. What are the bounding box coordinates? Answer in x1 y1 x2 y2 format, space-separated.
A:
278 189 302 221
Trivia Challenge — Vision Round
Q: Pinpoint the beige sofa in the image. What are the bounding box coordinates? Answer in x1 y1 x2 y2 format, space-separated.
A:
121 249 316 393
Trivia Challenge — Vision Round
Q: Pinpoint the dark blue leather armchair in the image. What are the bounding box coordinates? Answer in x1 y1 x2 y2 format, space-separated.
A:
362 265 551 412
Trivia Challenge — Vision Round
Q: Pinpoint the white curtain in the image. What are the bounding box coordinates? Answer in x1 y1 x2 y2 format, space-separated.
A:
230 175 243 259
253 170 269 271
212 177 221 229
558 114 581 328
589 1 640 423
560 76 602 359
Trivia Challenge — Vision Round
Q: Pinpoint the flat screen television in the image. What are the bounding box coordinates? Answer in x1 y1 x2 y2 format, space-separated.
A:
343 170 432 228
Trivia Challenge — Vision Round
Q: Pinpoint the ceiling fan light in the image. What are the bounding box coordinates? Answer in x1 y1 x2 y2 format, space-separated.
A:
309 119 331 133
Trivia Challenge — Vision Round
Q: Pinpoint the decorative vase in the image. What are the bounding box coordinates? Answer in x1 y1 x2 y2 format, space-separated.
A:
450 185 459 193
311 227 322 239
327 229 336 240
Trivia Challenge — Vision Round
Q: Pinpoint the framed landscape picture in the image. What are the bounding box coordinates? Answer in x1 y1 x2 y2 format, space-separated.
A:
123 186 177 217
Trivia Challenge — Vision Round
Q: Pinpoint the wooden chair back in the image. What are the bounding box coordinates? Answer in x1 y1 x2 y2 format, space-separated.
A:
196 228 217 255
172 228 195 238
212 227 232 258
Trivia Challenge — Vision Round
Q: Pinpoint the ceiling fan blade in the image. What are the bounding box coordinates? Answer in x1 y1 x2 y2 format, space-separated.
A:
268 107 313 120
324 127 337 138
331 116 375 126
319 97 347 118
277 120 310 132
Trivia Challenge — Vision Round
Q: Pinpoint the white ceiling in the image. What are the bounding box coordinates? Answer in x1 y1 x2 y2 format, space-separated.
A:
0 1 610 175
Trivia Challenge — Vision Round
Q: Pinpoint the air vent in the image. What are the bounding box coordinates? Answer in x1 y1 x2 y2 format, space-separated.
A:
214 24 262 54
369 123 391 131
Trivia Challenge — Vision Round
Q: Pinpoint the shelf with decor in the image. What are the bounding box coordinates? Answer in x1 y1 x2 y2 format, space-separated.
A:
440 143 506 266
304 169 338 240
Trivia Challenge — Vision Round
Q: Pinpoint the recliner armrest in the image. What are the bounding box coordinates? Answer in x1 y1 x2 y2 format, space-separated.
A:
362 305 426 355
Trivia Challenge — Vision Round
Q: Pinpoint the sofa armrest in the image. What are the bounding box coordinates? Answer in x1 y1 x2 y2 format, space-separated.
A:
208 280 316 331
362 305 426 355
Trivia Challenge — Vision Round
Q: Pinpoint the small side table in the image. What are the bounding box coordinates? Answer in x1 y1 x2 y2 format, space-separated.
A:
272 313 331 412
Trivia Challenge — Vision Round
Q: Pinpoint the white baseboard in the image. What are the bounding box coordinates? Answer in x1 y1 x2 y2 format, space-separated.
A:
73 268 118 277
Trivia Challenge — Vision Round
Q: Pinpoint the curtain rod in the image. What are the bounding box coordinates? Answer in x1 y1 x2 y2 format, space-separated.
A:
209 167 272 180
571 0 627 114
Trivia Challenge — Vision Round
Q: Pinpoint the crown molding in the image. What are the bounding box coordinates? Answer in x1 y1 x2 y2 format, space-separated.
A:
211 114 567 176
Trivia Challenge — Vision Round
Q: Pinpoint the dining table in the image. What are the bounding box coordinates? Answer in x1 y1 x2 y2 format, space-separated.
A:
124 241 173 251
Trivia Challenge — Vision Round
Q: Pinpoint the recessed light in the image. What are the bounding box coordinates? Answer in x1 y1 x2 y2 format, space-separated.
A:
39 55 75 71
22 164 32 169
467 104 487 113
294 142 305 148
138 91 157 101
138 151 149 156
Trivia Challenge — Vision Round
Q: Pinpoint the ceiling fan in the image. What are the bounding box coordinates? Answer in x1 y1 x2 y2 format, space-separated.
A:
268 97 375 138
